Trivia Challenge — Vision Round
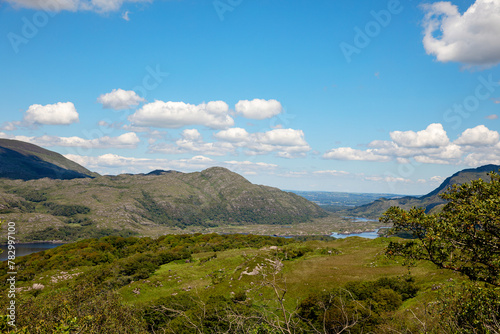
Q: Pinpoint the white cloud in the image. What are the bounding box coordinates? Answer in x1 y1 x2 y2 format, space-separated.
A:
390 123 449 148
149 129 234 156
321 123 485 165
129 100 234 129
150 127 310 158
486 114 499 120
1 121 21 131
16 132 140 149
323 147 391 161
97 89 145 110
23 102 79 125
235 99 283 120
64 153 277 176
422 0 500 67
255 128 307 146
430 175 445 182
463 152 500 166
67 154 216 171
5 0 150 13
245 129 311 158
413 155 452 165
213 127 250 143
455 125 500 146
214 128 311 158
313 170 350 176
223 160 278 174
365 175 411 183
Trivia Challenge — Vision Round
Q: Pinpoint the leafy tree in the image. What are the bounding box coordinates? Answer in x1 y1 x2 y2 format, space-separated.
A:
382 172 500 286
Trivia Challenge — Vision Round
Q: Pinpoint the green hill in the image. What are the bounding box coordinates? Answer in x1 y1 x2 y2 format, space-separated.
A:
348 164 500 218
0 138 98 180
0 166 327 242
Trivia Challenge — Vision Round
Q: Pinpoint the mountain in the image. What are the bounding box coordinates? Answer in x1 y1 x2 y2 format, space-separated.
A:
0 164 327 242
348 164 500 218
0 138 98 180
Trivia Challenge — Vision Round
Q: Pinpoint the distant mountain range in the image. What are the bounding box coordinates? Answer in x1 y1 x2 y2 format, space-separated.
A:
0 140 327 242
347 164 500 218
290 190 402 208
0 138 497 242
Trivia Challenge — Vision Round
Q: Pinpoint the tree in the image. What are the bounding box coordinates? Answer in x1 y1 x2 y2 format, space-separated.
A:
382 172 500 286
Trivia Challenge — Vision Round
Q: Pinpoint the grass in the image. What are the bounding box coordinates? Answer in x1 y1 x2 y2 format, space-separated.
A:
118 237 461 314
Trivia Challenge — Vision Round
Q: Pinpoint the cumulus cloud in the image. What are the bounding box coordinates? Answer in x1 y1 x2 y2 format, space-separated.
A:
454 125 500 146
255 128 307 146
422 0 500 67
390 123 449 148
213 127 250 143
149 127 311 158
129 100 234 129
149 129 234 156
235 99 283 120
218 128 311 158
97 89 146 110
486 114 499 120
16 132 140 149
463 152 500 166
323 147 391 161
5 0 150 13
321 123 500 165
23 102 79 125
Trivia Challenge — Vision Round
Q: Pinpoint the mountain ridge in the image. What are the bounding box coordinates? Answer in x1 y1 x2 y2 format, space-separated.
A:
348 164 500 218
0 164 327 242
0 138 98 180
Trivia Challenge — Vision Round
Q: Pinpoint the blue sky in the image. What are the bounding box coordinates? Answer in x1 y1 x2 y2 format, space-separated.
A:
1 0 500 195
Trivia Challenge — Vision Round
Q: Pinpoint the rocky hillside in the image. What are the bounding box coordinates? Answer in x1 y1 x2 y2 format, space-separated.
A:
0 138 98 180
0 166 327 242
349 164 500 218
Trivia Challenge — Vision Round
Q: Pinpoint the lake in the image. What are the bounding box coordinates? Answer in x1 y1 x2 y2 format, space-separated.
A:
0 243 65 262
331 228 386 239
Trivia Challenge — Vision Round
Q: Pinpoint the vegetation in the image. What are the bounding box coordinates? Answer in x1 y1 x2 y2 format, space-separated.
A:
0 166 327 243
1 141 499 332
0 233 463 333
24 226 137 242
383 171 500 286
382 171 500 332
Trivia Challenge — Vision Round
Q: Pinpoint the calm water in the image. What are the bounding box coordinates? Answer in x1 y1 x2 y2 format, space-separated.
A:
0 243 64 262
343 216 379 223
331 228 386 239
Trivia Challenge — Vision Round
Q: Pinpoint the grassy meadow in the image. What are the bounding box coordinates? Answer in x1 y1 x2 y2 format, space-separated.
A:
0 233 469 333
